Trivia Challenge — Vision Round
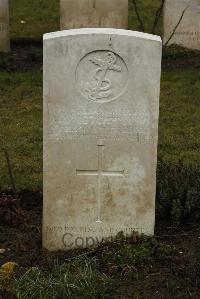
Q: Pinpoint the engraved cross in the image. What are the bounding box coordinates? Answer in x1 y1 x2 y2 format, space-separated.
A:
76 141 124 223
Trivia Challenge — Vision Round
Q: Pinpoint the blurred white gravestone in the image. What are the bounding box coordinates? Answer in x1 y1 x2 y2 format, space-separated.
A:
0 0 9 52
43 28 162 251
60 0 128 30
163 0 200 50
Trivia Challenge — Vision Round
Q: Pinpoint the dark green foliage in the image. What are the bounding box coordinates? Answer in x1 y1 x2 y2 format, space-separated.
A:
156 159 200 224
163 45 200 60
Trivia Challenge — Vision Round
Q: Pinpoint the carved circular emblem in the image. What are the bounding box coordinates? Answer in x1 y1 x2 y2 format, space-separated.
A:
76 50 128 103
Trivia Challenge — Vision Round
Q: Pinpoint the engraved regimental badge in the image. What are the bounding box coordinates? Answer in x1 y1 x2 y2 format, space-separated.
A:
76 50 128 103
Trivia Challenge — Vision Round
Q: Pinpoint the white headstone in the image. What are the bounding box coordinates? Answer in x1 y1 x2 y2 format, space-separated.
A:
60 0 128 30
0 0 9 52
43 28 162 251
163 0 200 50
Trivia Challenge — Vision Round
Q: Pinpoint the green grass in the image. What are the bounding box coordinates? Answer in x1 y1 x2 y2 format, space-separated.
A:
159 69 200 165
0 71 42 191
10 0 59 40
9 0 162 41
12 259 111 299
0 67 199 191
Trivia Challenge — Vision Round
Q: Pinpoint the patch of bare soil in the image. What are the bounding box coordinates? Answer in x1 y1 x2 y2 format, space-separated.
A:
162 55 200 71
0 41 42 72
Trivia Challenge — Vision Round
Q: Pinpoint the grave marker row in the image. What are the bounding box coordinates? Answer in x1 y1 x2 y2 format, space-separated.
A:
1 0 200 52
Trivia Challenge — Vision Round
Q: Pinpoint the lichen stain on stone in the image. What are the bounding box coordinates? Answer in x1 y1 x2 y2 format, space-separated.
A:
136 204 150 217
135 192 154 217
98 154 150 223
65 185 96 219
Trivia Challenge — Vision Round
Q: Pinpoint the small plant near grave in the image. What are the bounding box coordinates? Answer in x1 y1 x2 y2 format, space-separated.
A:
0 262 18 293
97 233 176 274
0 194 25 226
99 240 151 271
157 159 200 225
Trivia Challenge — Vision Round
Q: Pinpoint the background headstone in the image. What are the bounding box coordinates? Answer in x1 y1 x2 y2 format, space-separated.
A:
163 0 200 50
0 0 9 52
60 0 128 30
43 28 162 251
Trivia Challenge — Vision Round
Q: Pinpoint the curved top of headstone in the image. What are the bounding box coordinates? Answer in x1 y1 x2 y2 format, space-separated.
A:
44 28 162 43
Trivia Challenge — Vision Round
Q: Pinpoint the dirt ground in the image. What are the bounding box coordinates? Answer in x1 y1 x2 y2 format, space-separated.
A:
113 227 200 298
0 191 200 298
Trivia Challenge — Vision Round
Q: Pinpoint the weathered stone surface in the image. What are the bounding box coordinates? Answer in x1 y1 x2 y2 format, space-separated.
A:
43 28 162 251
60 0 128 30
0 0 9 52
163 0 200 50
